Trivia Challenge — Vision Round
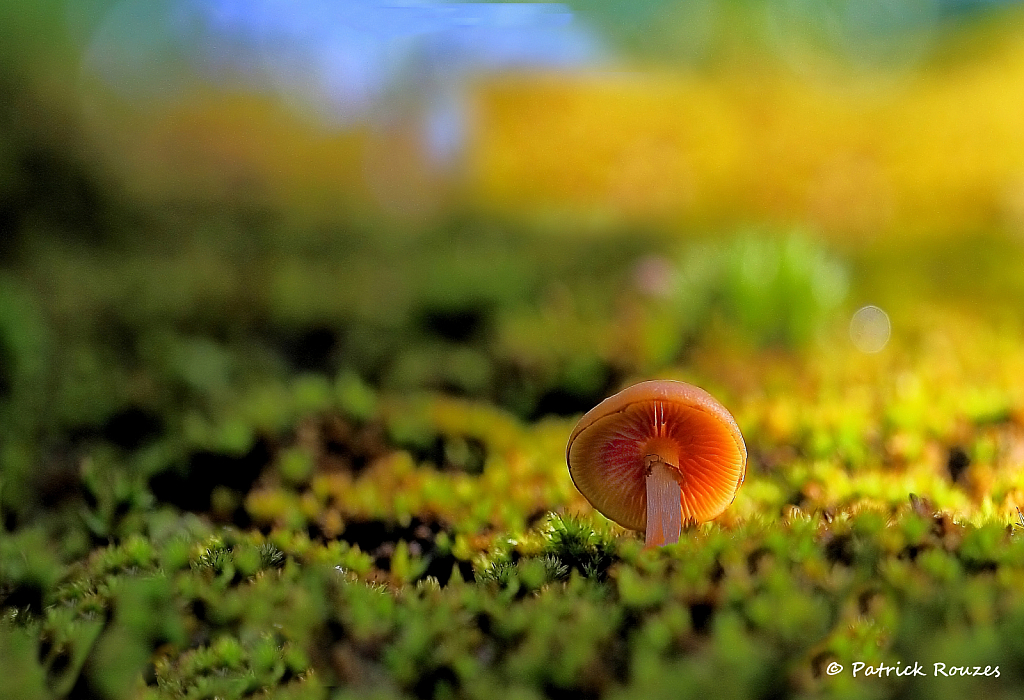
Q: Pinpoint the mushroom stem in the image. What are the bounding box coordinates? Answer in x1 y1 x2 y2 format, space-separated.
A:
645 459 682 547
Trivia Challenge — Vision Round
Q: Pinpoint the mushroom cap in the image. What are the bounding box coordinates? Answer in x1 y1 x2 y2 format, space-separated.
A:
566 380 746 531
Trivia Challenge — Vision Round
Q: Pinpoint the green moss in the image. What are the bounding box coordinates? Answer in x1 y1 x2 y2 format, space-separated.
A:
5 164 1024 697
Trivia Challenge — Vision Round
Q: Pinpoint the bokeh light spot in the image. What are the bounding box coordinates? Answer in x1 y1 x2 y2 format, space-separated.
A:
849 305 890 353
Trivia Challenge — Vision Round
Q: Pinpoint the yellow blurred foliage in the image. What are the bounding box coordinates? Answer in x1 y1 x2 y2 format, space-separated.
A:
469 35 1024 237
98 25 1024 236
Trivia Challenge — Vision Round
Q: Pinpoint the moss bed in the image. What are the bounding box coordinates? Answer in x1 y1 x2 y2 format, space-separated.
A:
3 198 1024 700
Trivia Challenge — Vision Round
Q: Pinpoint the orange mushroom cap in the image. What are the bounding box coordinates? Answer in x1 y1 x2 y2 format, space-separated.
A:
566 380 747 534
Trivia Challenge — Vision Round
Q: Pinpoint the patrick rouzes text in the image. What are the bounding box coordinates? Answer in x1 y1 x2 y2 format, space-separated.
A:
825 661 1000 678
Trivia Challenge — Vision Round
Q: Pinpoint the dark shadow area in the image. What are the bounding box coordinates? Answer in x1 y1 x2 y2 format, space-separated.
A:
149 438 273 513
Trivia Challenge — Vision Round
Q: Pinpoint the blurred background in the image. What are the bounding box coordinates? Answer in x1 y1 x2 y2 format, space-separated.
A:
4 0 1024 534
10 0 1024 231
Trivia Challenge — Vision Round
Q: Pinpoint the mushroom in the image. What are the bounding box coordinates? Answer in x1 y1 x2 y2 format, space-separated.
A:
566 380 746 547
